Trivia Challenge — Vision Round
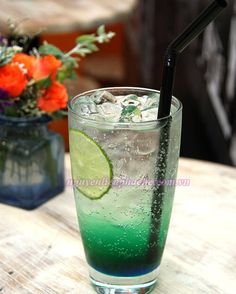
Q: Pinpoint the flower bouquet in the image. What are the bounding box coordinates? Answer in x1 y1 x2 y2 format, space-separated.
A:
0 23 114 209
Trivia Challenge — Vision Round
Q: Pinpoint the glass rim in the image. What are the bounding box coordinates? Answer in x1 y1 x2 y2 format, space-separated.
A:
68 87 182 128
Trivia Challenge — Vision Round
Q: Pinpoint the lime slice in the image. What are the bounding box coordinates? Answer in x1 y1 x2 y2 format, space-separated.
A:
69 129 113 199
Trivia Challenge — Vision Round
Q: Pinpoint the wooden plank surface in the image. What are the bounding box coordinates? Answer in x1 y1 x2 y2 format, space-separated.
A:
0 155 236 293
0 0 137 34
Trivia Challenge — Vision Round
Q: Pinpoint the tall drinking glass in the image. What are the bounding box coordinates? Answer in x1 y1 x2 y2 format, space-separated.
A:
68 87 182 294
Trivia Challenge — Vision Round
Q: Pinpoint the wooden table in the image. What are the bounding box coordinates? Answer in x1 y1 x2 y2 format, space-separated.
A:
0 0 137 34
0 155 236 294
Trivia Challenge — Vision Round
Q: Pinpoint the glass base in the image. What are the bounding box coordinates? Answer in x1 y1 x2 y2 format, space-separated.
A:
90 266 159 294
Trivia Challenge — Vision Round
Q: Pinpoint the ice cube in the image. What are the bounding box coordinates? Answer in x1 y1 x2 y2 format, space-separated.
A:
141 107 158 121
76 104 90 116
74 92 160 123
97 102 122 122
93 90 117 104
89 103 98 114
73 96 98 116
141 93 159 110
138 96 148 108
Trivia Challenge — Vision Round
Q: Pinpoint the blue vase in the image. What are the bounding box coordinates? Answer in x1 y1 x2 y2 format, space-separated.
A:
0 115 65 209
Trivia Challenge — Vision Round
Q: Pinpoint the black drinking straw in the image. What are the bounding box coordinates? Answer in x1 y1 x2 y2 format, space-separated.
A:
158 0 227 119
148 0 227 261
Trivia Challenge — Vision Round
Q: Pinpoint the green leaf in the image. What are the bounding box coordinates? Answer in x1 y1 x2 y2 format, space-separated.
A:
97 25 105 35
134 108 142 116
38 44 64 58
57 60 78 81
119 105 137 122
62 55 78 65
4 106 18 116
77 47 92 56
133 107 142 118
76 35 95 44
0 55 12 66
69 70 78 80
86 43 99 52
57 70 68 83
35 76 52 89
0 46 15 66
122 105 137 114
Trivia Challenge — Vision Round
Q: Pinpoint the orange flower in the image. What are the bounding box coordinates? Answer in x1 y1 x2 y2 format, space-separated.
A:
0 63 27 97
37 82 68 112
13 53 36 77
33 55 62 81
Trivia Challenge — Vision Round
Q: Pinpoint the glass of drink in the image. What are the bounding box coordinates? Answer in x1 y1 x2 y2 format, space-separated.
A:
68 87 182 294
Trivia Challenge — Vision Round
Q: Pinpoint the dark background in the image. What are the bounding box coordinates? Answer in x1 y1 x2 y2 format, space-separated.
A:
124 0 236 166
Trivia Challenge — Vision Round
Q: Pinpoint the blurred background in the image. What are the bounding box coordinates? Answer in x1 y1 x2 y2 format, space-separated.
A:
1 0 236 166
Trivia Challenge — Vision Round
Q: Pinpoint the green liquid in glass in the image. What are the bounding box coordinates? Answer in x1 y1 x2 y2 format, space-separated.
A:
75 186 174 277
